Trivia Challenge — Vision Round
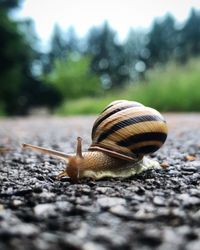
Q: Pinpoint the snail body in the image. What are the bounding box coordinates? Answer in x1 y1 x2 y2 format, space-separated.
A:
22 100 167 181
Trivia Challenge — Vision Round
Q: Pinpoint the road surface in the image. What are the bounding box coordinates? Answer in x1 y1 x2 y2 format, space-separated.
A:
0 114 200 250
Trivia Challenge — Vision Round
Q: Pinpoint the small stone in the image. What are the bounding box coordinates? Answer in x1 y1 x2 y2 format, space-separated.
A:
39 191 55 199
161 161 169 168
181 171 195 175
0 146 11 154
92 226 130 247
97 197 126 208
32 185 43 193
185 155 196 161
10 223 39 236
109 205 132 218
178 194 200 207
81 186 91 194
34 203 56 217
83 242 107 250
96 187 114 194
153 196 166 206
138 228 163 246
181 165 197 173
12 199 23 207
40 232 58 242
187 241 200 250
191 161 200 169
189 188 200 196
191 209 200 220
168 170 182 177
57 233 83 249
14 189 32 196
132 194 145 202
169 198 180 207
133 209 156 221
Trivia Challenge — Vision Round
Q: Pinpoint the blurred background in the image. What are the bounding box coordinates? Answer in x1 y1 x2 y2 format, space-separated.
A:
0 0 200 116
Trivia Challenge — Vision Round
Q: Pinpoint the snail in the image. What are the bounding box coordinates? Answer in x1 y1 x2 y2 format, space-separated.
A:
22 100 168 181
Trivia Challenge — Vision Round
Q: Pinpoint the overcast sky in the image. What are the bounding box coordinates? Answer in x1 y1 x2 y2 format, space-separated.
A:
15 0 200 48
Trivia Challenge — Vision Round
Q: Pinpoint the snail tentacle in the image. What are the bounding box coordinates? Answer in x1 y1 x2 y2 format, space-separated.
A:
22 143 71 162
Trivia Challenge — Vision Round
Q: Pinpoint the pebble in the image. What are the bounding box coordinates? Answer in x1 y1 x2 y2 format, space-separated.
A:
12 199 23 207
178 194 200 207
96 187 114 194
83 242 107 250
138 228 163 246
91 226 131 248
97 197 126 208
181 165 197 172
34 203 56 217
109 205 133 218
187 241 200 250
9 223 39 236
133 209 156 221
153 196 166 206
190 161 200 169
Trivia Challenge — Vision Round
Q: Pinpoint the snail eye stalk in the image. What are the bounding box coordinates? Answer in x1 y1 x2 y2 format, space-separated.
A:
76 137 83 158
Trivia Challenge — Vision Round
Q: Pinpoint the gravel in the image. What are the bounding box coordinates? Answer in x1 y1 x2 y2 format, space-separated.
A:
0 114 200 250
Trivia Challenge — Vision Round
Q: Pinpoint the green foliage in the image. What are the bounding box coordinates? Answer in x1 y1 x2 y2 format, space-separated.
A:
56 98 107 115
127 58 200 111
45 55 102 99
56 58 200 114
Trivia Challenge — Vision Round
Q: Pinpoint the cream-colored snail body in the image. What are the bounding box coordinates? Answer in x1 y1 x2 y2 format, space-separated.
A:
22 100 168 181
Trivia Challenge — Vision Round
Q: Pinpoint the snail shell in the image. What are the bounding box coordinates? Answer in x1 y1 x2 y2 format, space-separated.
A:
89 100 167 160
22 100 168 181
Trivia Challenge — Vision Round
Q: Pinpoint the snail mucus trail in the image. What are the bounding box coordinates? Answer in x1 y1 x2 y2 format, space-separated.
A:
22 100 168 181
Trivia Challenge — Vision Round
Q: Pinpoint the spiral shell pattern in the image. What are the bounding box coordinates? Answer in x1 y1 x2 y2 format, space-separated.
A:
89 100 168 161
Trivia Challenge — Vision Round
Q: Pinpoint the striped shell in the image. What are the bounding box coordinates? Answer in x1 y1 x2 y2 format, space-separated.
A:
89 100 168 161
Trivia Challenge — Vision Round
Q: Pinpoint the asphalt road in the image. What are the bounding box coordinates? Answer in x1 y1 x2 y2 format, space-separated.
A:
0 114 200 250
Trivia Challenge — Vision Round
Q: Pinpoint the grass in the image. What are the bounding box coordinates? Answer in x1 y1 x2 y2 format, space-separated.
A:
56 58 200 115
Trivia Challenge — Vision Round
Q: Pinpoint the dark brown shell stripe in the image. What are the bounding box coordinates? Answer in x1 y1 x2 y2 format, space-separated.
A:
100 100 143 114
96 115 166 143
117 132 167 147
91 100 168 158
96 120 167 155
94 106 165 136
118 132 167 155
92 101 143 139
100 100 127 113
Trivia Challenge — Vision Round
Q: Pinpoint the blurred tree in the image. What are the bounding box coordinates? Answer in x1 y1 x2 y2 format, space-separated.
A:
86 22 128 88
179 9 200 60
123 29 149 80
0 0 20 9
0 0 61 115
44 55 102 99
44 25 81 74
0 0 29 114
44 24 67 73
65 26 80 53
147 14 177 66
